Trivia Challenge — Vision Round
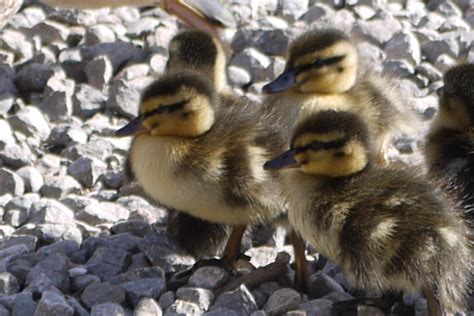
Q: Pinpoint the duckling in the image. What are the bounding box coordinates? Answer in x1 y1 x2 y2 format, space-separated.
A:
424 64 474 216
39 0 236 39
262 27 415 164
265 110 472 315
167 30 232 95
116 71 287 268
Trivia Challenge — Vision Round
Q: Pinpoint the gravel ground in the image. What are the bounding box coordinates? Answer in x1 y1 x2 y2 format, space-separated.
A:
0 0 473 315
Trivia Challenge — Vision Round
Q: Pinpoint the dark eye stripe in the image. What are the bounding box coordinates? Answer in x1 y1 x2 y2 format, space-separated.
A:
294 55 346 74
294 139 347 153
143 100 188 119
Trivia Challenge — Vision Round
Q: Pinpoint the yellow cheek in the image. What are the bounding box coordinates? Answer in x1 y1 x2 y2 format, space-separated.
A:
143 117 159 129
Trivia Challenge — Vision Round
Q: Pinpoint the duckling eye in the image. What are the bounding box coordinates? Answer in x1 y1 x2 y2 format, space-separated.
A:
294 55 346 75
143 99 188 119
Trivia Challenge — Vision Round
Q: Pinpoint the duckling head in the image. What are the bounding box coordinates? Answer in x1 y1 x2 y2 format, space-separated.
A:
263 28 358 95
115 72 218 138
264 110 371 177
167 30 228 91
436 64 474 131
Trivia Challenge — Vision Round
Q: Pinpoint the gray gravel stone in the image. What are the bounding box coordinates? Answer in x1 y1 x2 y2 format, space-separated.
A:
0 272 20 295
67 157 107 188
0 305 8 316
12 292 37 316
85 24 117 45
41 91 74 125
228 66 252 87
187 266 229 290
139 231 195 273
106 79 141 118
91 303 125 316
176 287 214 311
263 288 300 315
73 84 107 118
34 291 74 316
0 235 37 252
84 55 113 91
210 285 258 316
231 48 272 81
16 223 82 245
16 166 44 193
135 298 163 316
77 202 129 225
294 299 332 316
86 247 131 280
0 168 24 196
16 63 56 93
280 0 308 21
309 272 345 299
355 18 402 45
66 296 89 316
29 199 74 225
40 175 82 199
165 300 201 316
0 77 17 115
111 220 153 238
116 196 167 225
0 30 34 63
72 274 100 293
122 277 167 306
81 282 126 309
421 38 459 62
37 240 79 257
0 144 33 169
26 253 70 292
0 120 15 147
159 291 175 311
8 106 50 141
385 30 421 65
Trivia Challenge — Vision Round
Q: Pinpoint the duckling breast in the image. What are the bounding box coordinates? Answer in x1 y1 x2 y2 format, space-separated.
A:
130 135 283 226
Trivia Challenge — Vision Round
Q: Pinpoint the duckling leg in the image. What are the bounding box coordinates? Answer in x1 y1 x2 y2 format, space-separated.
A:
222 225 247 270
376 136 390 166
422 287 443 316
159 0 220 37
289 230 312 293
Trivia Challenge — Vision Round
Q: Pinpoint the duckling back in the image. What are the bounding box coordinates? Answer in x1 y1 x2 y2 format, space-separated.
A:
167 30 230 93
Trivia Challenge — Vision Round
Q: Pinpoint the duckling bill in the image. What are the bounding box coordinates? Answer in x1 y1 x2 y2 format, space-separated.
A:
266 110 472 315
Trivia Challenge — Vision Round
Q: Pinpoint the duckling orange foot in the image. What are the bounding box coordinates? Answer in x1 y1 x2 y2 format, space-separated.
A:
222 225 248 271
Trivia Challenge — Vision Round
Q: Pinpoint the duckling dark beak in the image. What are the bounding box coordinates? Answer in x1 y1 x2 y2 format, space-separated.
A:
262 69 297 94
115 116 147 137
264 149 299 170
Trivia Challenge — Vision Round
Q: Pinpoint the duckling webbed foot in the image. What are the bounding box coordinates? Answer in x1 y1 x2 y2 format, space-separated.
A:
222 225 248 271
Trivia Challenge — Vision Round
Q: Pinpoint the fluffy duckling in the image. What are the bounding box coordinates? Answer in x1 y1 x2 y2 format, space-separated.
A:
263 27 415 164
265 110 472 315
424 64 474 215
116 71 287 267
167 30 232 95
40 0 236 39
